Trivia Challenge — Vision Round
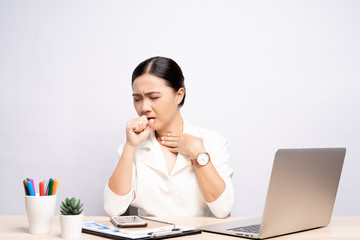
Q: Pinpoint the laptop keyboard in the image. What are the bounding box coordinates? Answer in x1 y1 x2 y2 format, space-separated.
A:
227 224 261 234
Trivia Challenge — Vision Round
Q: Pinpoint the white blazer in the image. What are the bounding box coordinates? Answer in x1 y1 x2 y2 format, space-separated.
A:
104 119 234 218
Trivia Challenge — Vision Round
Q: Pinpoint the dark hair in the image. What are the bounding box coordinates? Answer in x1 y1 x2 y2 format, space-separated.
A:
132 56 186 107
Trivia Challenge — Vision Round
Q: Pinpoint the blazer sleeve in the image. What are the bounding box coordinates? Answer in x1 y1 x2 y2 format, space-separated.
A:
103 143 136 216
204 133 234 218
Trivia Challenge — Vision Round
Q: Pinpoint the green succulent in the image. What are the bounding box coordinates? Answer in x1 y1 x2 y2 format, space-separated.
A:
60 197 84 215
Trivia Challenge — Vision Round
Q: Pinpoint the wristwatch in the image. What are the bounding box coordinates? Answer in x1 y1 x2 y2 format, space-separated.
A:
192 152 210 167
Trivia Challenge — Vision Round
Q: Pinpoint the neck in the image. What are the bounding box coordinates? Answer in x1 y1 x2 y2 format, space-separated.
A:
155 112 183 140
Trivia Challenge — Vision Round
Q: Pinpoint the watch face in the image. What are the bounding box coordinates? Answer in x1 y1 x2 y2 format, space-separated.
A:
197 153 210 166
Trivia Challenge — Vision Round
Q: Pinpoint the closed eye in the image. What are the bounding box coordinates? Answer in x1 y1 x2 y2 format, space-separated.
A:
133 96 142 102
132 92 161 101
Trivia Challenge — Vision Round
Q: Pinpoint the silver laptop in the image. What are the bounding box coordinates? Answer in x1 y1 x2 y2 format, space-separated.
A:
200 148 346 239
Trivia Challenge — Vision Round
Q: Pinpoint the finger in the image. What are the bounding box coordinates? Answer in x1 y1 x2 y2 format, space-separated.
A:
134 120 147 133
140 115 148 122
139 116 147 125
127 119 138 130
166 133 180 137
133 124 143 133
161 136 180 142
138 125 152 138
142 120 154 135
141 120 147 129
148 118 155 129
161 140 178 148
140 116 150 127
137 121 144 131
168 147 178 153
128 116 146 128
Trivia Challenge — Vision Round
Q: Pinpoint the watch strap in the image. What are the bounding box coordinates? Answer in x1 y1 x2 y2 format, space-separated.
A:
191 158 200 167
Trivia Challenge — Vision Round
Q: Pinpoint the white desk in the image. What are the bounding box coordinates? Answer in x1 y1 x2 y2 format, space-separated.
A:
1 215 359 239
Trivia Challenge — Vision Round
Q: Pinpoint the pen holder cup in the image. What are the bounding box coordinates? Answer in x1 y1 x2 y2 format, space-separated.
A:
25 194 57 234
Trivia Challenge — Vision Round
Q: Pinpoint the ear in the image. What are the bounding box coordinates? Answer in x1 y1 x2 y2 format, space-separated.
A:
176 88 185 105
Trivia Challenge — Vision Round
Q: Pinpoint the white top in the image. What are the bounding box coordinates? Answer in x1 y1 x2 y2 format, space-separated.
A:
104 119 234 218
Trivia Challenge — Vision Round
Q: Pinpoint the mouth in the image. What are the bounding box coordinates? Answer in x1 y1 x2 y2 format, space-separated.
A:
146 117 156 121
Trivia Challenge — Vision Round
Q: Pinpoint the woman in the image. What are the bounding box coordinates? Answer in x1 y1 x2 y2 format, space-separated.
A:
104 56 234 218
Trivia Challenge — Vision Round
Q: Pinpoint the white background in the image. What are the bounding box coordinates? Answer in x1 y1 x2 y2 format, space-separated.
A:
1 0 359 216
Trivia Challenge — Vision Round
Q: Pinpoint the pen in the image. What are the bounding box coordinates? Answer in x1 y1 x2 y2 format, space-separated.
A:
150 229 182 238
29 178 36 194
26 180 35 196
39 181 45 196
53 179 59 195
23 179 29 195
48 178 54 196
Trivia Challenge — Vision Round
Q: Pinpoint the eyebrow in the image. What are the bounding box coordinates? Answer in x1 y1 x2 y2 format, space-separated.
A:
132 91 161 97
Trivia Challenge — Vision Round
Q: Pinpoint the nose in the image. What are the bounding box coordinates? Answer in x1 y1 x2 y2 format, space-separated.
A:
141 99 152 115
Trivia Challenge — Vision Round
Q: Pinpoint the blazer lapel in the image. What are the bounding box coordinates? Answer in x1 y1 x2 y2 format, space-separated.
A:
138 131 168 176
171 153 191 176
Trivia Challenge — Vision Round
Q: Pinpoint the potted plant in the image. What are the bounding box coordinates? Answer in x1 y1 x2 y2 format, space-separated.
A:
59 197 84 239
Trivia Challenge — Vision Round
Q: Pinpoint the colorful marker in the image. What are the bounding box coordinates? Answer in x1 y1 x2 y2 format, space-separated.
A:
23 179 29 195
29 178 36 194
26 180 35 196
39 181 45 196
53 179 59 195
48 178 54 196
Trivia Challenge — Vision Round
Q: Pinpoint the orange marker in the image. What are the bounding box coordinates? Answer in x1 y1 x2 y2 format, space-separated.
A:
53 179 59 195
39 181 45 196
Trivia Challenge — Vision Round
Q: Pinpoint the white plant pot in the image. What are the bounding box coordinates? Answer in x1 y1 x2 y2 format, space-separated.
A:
59 214 84 239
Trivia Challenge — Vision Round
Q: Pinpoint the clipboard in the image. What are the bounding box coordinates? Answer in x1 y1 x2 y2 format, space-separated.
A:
82 217 202 239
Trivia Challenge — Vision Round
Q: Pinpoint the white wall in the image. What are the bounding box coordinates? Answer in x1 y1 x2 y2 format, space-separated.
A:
1 0 359 216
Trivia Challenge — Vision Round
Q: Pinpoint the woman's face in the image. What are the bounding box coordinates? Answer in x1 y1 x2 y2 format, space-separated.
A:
132 74 184 131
